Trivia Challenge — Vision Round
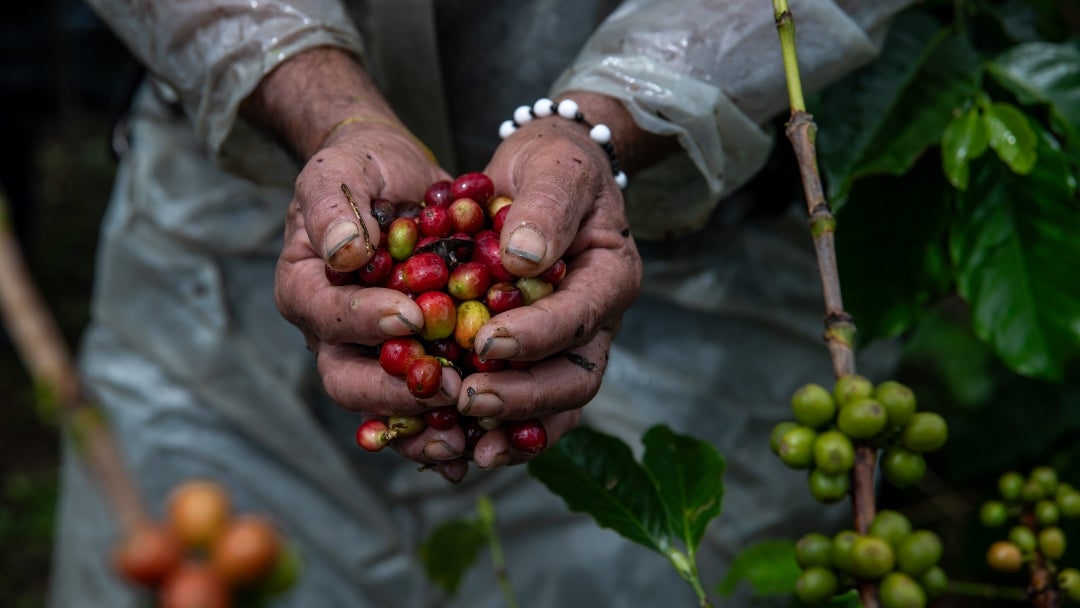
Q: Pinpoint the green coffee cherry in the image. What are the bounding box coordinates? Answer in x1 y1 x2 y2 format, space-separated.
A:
795 566 839 605
809 468 850 504
1038 526 1066 561
868 510 913 550
833 374 874 406
791 383 837 429
795 533 834 569
881 446 927 490
769 421 799 455
899 412 948 453
998 471 1024 502
979 500 1009 528
778 426 818 469
837 399 889 439
896 530 943 577
849 535 895 579
1035 499 1060 526
1057 489 1080 518
1008 525 1037 554
879 571 927 608
813 430 856 474
832 530 860 573
1020 479 1046 504
1058 568 1080 602
987 540 1023 573
874 380 917 429
1030 465 1059 496
920 566 948 601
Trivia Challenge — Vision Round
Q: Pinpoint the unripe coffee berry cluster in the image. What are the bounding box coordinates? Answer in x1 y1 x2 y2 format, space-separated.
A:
794 510 947 607
111 479 299 608
980 464 1080 601
770 375 948 503
329 172 558 457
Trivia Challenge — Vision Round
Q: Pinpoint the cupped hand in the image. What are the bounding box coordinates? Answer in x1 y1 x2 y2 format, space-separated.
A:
459 101 645 469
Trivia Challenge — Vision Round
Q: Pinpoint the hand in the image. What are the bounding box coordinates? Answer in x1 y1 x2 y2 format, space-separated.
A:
456 93 659 469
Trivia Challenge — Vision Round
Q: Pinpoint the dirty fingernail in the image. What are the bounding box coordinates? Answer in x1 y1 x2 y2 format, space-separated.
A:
324 221 359 262
463 391 504 417
479 336 520 359
379 312 420 335
477 450 511 470
423 440 459 461
505 226 546 263
437 462 467 484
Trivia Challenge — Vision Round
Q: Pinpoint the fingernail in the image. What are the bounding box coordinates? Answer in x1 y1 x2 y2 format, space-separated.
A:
423 440 459 461
324 221 359 261
477 450 511 470
438 463 467 484
463 391 504 417
505 226 546 263
479 336 520 359
378 312 420 335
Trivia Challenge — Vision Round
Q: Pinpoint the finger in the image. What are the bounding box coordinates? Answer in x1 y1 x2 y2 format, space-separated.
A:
458 329 613 420
276 253 424 345
472 410 581 469
473 246 637 361
318 344 462 415
394 424 467 464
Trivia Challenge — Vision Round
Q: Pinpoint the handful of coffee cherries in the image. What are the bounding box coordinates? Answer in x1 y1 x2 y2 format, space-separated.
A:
326 172 561 457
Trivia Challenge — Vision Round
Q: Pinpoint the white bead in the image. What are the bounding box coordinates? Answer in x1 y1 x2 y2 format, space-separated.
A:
498 120 517 139
557 99 579 119
614 171 628 189
589 124 612 145
532 98 555 117
513 105 534 125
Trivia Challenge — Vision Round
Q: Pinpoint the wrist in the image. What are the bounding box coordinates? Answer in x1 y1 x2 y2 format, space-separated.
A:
553 91 678 176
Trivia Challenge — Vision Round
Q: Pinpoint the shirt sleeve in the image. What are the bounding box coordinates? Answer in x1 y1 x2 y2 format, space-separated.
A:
550 0 914 239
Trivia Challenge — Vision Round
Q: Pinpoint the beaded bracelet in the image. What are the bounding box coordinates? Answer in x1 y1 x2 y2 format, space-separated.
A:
498 98 628 190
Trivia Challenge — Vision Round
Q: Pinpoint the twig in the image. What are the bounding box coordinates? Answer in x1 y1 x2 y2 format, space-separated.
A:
0 189 149 535
770 2 876 607
477 495 521 608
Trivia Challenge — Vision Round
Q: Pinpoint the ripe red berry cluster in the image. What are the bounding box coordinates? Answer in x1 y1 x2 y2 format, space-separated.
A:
793 510 947 607
770 375 949 503
111 479 299 608
329 172 558 457
980 464 1080 599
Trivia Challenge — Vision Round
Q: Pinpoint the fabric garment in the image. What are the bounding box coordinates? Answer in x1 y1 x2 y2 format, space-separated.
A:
50 1 909 606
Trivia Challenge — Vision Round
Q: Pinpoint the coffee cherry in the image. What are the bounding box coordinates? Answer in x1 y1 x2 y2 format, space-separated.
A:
920 565 948 601
836 399 888 439
416 291 457 341
515 276 554 305
813 430 855 474
1057 489 1080 518
869 510 913 550
1035 499 1060 526
424 405 459 430
539 258 567 285
1030 465 1059 495
769 421 800 456
356 419 392 452
1037 526 1066 561
378 337 426 378
371 197 397 230
1020 478 1046 503
1059 568 1080 602
159 562 230 608
448 197 486 235
506 419 547 453
979 500 1009 528
986 540 1023 572
447 261 492 301
874 380 917 429
485 282 526 314
387 217 419 261
778 426 817 469
113 522 184 587
791 383 836 429
808 468 850 504
387 415 425 439
795 566 838 605
833 374 874 406
325 264 358 286
998 471 1024 502
462 417 486 452
451 171 495 205
795 533 834 569
896 530 942 577
357 248 393 285
454 300 491 350
477 416 503 431
849 535 895 579
166 480 231 550
418 204 454 238
900 412 948 453
1008 525 1037 554
878 571 926 608
492 205 511 233
881 446 927 489
402 252 450 293
831 530 860 573
405 355 443 399
255 542 302 597
210 515 282 586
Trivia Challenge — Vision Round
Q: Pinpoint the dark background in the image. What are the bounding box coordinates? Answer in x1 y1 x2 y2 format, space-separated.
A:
1 1 136 605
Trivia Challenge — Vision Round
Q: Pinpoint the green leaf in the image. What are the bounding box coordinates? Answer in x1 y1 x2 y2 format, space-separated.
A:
982 101 1039 174
527 425 672 553
941 107 989 190
716 540 800 597
950 128 1080 381
988 41 1080 132
418 518 487 596
641 425 726 554
816 9 980 209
